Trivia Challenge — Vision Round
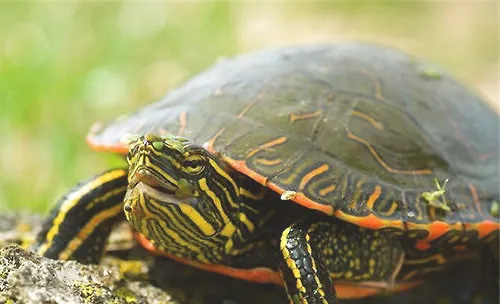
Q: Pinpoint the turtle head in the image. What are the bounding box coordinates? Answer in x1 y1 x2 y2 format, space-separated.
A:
122 133 240 252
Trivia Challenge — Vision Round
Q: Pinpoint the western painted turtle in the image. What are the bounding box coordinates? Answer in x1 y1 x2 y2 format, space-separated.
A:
34 43 499 303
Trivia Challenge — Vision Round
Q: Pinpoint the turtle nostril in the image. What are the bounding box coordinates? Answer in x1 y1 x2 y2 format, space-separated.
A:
124 204 133 212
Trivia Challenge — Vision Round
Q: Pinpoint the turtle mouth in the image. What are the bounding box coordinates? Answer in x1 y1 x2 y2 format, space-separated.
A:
129 168 183 204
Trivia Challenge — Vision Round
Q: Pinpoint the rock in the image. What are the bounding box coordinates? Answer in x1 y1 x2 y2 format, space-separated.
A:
0 214 286 304
0 245 175 304
0 213 498 304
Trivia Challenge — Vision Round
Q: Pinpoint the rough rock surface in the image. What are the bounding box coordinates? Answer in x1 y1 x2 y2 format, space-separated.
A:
0 245 175 304
0 214 286 304
0 214 498 304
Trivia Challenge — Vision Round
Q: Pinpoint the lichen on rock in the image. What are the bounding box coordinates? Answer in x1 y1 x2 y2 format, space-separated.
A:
0 245 174 304
0 213 498 304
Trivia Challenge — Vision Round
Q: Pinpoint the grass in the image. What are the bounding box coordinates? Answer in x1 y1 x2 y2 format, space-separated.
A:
0 2 497 213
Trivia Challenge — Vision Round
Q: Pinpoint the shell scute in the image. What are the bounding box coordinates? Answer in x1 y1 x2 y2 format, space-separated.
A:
87 44 499 236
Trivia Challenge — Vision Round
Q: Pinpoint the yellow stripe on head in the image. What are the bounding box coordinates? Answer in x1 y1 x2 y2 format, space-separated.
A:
179 204 217 236
208 159 240 204
198 177 230 224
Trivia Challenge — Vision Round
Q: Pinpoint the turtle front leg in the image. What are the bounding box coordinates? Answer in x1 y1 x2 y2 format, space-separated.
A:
279 222 337 304
278 221 405 304
33 168 128 263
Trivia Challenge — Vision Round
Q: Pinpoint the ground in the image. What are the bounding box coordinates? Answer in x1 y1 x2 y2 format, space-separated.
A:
0 214 498 304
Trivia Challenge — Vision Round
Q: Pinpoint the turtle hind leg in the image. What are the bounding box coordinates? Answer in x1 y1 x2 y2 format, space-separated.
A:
278 220 405 304
33 168 128 264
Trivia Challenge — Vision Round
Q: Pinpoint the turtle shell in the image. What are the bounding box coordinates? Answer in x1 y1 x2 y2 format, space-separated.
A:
88 43 499 241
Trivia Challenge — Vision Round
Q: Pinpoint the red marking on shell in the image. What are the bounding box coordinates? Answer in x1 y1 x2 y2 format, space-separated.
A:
276 187 334 215
415 241 431 251
427 221 462 241
472 221 500 238
135 232 420 298
227 159 334 215
407 221 462 242
135 232 283 284
177 112 187 136
334 281 421 299
228 159 268 185
86 131 128 154
453 245 467 251
335 212 404 230
467 184 482 214
203 128 225 154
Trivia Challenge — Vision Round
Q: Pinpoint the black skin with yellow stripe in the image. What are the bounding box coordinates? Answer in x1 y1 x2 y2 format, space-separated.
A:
280 222 406 304
36 135 409 303
35 169 128 263
34 44 499 303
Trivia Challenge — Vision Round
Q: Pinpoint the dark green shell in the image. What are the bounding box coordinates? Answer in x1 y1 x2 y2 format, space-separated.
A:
89 43 499 231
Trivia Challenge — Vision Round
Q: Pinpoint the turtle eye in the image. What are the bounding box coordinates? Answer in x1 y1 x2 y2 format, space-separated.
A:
183 155 206 175
152 140 164 151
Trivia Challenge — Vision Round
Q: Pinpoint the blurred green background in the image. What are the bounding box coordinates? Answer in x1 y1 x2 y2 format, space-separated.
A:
0 2 498 212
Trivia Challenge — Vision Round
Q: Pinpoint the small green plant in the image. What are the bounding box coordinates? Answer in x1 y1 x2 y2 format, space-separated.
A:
422 178 451 212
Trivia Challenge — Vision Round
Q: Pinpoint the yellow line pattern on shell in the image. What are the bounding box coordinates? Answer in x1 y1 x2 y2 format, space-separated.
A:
468 184 482 214
299 164 329 191
352 110 383 130
177 111 187 136
245 136 287 158
290 110 322 122
365 185 382 210
254 158 283 166
347 131 432 175
318 185 336 197
379 201 399 217
347 179 363 210
355 68 384 100
237 92 263 118
37 169 126 256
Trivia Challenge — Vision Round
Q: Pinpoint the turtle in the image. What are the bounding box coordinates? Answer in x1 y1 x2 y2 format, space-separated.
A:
34 43 500 304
